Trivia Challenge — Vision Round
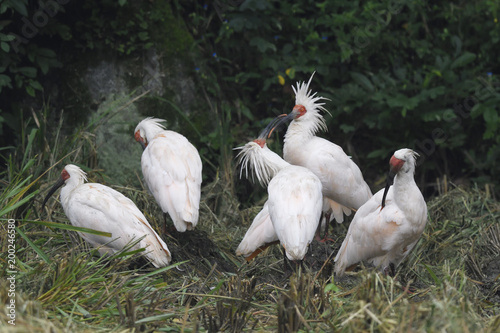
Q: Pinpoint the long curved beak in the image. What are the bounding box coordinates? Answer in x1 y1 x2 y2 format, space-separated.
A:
258 113 294 139
381 170 396 209
42 177 65 210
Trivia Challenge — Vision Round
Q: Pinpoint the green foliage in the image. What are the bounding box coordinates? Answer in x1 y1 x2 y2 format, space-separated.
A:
0 1 63 97
72 1 155 55
179 0 500 193
1 101 499 333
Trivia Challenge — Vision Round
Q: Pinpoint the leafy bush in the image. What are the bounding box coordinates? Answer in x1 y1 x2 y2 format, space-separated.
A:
178 0 500 195
1 0 499 197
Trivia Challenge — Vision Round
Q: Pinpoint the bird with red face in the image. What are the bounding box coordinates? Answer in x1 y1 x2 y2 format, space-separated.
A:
270 73 372 210
334 149 428 277
261 73 372 236
134 117 202 233
42 164 171 267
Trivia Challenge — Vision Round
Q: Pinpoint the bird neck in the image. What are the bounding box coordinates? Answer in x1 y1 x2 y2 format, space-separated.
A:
284 120 311 144
283 120 315 160
60 177 85 207
238 143 289 187
284 114 326 146
257 147 289 185
391 168 421 215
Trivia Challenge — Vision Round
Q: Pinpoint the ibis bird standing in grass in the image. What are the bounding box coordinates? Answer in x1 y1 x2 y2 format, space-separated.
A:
334 149 428 277
134 117 202 233
266 73 372 235
42 164 171 267
235 132 323 263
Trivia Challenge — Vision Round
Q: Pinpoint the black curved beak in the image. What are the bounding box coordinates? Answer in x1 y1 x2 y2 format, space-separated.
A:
381 170 396 209
41 177 65 211
258 113 294 139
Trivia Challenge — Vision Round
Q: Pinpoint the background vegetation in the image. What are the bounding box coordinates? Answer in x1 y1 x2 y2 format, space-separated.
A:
1 0 499 331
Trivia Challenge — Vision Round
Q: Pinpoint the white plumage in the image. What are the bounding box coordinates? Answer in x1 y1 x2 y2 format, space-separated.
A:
135 117 202 232
236 138 323 261
282 73 373 213
334 149 428 276
43 164 171 267
235 201 278 260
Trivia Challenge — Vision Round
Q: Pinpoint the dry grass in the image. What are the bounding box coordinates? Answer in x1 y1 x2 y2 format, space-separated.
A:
1 109 499 332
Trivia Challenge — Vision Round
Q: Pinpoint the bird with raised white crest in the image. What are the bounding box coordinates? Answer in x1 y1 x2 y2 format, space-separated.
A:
334 149 428 277
134 117 202 233
263 73 372 235
235 127 323 263
42 164 171 267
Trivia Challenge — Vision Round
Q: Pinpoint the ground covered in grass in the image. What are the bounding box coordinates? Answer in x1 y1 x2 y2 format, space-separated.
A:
1 165 500 333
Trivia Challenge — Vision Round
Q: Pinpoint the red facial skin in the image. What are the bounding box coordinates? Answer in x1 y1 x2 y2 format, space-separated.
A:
61 169 70 181
135 131 147 148
389 156 405 173
253 139 266 148
293 105 307 118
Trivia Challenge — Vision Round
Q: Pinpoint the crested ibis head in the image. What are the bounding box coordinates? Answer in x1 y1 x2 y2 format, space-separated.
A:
42 164 87 210
134 117 167 150
382 149 419 208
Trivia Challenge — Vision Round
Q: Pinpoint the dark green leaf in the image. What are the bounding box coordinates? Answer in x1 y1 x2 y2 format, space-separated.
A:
451 52 476 69
1 41 9 52
18 66 37 78
350 72 374 92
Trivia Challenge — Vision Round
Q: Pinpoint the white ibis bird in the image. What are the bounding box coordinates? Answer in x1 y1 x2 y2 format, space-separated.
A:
235 201 279 261
134 117 202 233
42 164 171 267
236 194 348 261
334 149 428 277
235 134 323 262
265 73 372 219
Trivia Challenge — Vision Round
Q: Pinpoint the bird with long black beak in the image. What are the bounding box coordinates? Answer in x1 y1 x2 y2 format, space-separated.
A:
260 73 372 240
381 154 405 208
42 164 171 267
334 149 427 277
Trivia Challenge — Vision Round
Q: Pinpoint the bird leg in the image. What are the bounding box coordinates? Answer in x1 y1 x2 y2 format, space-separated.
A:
282 247 293 278
297 259 305 274
383 263 396 277
314 212 334 243
162 212 176 239
384 263 417 294
389 262 396 277
162 213 168 235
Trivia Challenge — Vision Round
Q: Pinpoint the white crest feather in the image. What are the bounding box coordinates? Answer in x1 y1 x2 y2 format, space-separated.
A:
135 117 167 142
292 72 330 135
234 141 287 187
65 164 88 184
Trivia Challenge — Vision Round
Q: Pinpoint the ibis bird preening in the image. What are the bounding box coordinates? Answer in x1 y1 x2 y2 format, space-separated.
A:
42 164 171 267
235 132 323 264
134 117 202 233
334 149 428 277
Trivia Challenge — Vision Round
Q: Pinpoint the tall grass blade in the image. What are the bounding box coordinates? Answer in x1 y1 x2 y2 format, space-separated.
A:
25 220 112 237
16 226 52 264
424 264 442 286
